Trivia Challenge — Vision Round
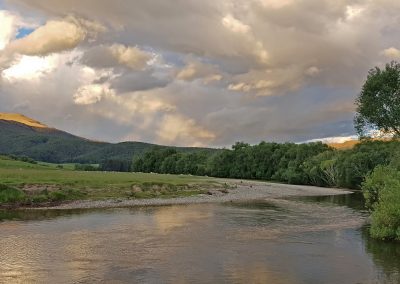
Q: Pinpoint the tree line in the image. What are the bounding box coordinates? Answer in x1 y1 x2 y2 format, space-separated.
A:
131 140 400 190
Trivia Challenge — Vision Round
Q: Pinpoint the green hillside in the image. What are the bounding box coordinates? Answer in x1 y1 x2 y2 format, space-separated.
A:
0 118 217 164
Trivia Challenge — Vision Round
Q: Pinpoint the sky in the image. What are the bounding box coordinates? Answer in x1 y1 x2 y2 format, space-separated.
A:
0 0 399 147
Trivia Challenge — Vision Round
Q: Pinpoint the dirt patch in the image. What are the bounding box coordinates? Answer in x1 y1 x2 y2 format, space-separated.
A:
21 184 61 194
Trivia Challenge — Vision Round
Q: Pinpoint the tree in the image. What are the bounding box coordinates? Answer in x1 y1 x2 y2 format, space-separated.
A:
355 61 400 138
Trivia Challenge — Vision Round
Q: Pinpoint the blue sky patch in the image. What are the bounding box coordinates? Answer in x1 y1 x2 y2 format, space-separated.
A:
16 27 35 39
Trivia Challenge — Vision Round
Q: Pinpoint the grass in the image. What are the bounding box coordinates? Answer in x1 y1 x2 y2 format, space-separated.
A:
0 157 222 206
0 184 26 203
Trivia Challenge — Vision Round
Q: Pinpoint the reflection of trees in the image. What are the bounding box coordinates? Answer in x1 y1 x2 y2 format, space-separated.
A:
362 227 400 283
0 208 96 222
295 192 366 211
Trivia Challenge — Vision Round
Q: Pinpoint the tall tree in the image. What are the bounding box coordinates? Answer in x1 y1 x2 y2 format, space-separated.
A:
355 61 400 138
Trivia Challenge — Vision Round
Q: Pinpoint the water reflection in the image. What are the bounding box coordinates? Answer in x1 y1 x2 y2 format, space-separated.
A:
287 191 367 211
152 205 214 233
0 195 399 283
362 226 400 283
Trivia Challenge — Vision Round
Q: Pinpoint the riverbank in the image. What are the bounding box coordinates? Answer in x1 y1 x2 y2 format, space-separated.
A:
0 156 352 210
34 179 352 210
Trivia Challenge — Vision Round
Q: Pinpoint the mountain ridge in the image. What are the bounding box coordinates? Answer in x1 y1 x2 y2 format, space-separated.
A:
0 113 48 128
0 113 217 163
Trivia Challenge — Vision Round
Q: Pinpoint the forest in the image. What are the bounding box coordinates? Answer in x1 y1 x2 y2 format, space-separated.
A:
131 140 400 190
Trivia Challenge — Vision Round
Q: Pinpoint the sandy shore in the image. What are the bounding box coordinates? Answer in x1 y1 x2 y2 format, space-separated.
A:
36 179 353 210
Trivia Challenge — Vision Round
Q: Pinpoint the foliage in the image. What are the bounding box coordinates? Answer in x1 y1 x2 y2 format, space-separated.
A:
133 142 331 184
355 61 400 138
362 156 400 240
132 140 400 189
303 150 339 187
99 159 132 172
368 170 400 241
334 141 397 189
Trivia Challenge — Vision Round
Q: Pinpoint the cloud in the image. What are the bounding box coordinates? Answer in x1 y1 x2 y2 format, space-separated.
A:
6 16 102 56
2 54 58 82
227 66 306 96
0 10 19 50
221 14 251 34
0 15 105 72
176 58 222 83
2 0 400 146
305 66 321 76
81 44 153 70
110 70 170 93
109 44 152 70
156 114 216 146
73 83 114 105
220 13 269 65
382 47 400 59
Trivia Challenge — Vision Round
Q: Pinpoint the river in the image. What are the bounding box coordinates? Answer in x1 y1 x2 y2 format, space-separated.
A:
0 193 399 283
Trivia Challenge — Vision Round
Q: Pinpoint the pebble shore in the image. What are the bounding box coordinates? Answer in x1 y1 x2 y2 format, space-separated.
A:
37 179 352 210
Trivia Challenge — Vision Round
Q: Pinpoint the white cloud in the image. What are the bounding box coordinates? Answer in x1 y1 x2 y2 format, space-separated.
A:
73 84 114 105
176 59 221 83
258 0 294 9
305 66 321 76
157 114 216 146
2 55 58 82
203 74 223 84
8 19 85 56
345 5 364 20
0 10 19 50
222 14 250 34
382 47 400 59
228 80 275 94
81 44 153 70
109 44 152 70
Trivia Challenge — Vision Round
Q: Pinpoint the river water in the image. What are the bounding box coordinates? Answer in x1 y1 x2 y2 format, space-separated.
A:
0 193 399 283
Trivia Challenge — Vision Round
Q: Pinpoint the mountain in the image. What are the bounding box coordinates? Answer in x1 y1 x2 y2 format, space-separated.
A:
0 113 217 163
0 113 50 128
327 140 360 149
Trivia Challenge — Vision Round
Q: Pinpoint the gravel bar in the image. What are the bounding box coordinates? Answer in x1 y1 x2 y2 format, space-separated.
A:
33 179 353 210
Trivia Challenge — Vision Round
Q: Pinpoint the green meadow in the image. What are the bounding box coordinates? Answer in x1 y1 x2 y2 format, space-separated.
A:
0 156 221 206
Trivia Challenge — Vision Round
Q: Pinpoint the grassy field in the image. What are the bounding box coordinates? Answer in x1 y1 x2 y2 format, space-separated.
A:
0 157 223 206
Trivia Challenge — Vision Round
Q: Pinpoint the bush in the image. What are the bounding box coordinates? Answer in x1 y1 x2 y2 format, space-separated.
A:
0 184 26 204
363 157 400 240
362 165 391 210
48 191 68 201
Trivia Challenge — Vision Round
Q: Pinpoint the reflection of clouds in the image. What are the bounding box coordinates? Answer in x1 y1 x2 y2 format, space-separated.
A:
153 205 213 233
224 262 292 284
0 234 46 282
62 231 104 282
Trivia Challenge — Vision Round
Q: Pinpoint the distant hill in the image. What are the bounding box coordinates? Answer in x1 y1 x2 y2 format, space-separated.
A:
328 138 398 150
328 140 360 149
0 113 218 163
0 113 48 128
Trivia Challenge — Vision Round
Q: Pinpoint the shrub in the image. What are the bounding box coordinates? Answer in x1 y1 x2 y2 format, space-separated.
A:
0 184 26 204
363 157 400 240
48 191 68 201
